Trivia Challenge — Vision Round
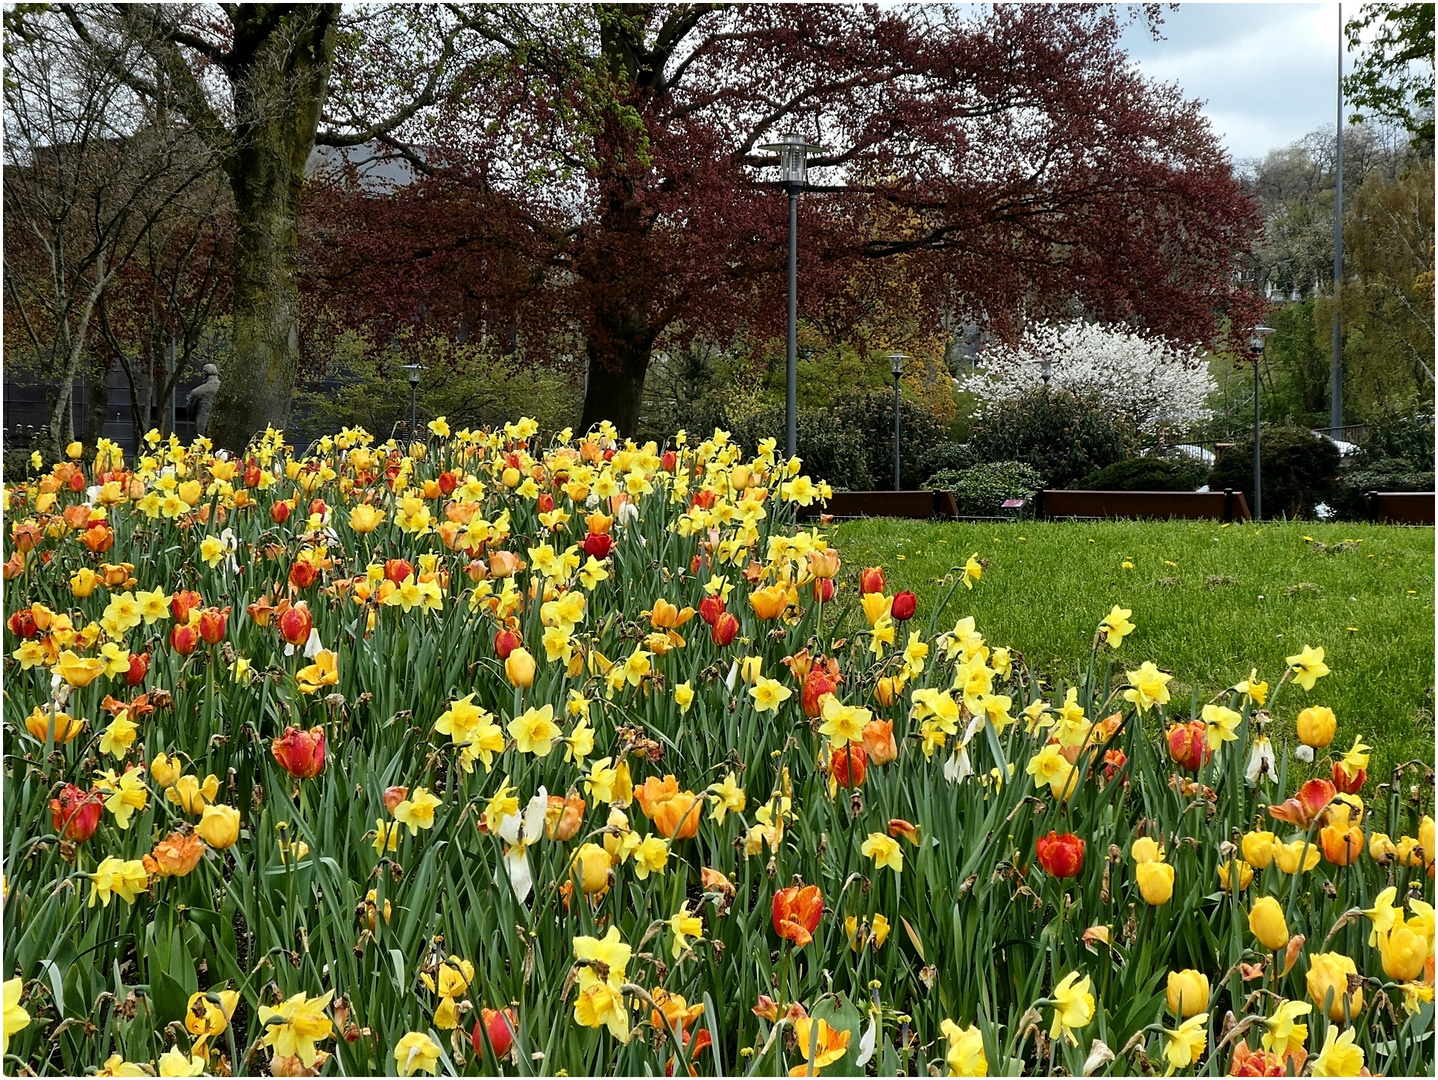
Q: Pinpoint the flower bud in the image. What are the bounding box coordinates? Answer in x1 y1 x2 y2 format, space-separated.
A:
1248 896 1289 951
1136 860 1175 905
505 647 536 688
196 804 241 849
1295 706 1336 748
1165 970 1209 1018
890 590 917 622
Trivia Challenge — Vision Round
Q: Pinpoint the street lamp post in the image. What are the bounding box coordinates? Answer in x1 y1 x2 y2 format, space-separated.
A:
759 133 824 460
402 364 423 439
889 352 909 490
1248 326 1275 521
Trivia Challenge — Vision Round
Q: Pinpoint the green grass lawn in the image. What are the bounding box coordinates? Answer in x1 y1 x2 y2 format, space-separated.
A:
832 517 1435 779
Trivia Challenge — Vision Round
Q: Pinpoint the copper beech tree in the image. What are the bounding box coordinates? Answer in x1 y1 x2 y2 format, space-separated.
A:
305 3 1265 436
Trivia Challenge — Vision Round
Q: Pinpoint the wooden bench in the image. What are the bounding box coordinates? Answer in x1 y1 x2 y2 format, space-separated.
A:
1367 491 1436 525
1035 488 1251 522
796 489 960 521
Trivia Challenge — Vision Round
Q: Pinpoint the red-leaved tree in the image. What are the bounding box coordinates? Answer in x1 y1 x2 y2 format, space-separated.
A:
306 3 1265 436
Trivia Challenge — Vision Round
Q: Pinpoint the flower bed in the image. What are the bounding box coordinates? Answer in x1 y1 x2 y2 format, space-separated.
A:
2 420 1433 1077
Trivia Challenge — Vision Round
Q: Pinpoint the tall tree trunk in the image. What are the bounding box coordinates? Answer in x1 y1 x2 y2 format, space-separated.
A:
580 329 651 436
207 5 337 452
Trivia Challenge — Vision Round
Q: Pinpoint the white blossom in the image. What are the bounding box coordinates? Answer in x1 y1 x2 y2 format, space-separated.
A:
962 320 1216 434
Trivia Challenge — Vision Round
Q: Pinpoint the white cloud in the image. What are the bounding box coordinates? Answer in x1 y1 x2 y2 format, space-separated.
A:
1121 2 1355 162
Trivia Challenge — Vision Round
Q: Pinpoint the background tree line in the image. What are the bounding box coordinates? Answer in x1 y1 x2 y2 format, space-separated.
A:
3 2 1431 475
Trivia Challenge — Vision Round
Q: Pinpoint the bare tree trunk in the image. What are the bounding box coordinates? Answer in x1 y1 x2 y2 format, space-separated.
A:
207 6 338 452
580 324 651 437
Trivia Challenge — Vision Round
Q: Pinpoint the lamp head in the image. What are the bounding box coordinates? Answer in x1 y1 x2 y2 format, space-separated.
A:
889 352 909 378
402 363 423 387
1248 326 1275 355
758 132 825 186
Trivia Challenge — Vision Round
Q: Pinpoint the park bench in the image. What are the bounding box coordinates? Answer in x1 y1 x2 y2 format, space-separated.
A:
797 489 960 521
1034 488 1251 522
1366 491 1436 525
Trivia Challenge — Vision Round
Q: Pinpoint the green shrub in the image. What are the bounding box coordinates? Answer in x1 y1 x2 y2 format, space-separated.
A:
917 440 975 484
1207 425 1341 518
968 388 1139 488
1359 412 1436 469
686 389 950 490
685 398 875 490
1076 456 1208 491
928 460 1046 516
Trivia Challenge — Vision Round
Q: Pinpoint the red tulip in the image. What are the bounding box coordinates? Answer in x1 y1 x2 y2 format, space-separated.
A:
537 492 555 513
859 567 886 595
270 499 292 524
661 450 678 473
438 470 459 496
271 726 326 779
125 651 150 686
198 607 229 645
494 627 521 660
50 783 103 841
698 594 726 626
1035 831 1085 878
170 623 200 655
384 558 413 586
772 884 823 947
244 464 262 488
472 1007 516 1059
170 590 203 624
583 531 613 560
278 603 313 647
1331 759 1365 795
7 610 37 639
711 611 739 647
829 745 867 788
801 668 836 719
289 559 319 589
308 498 328 519
1166 721 1211 773
812 577 835 603
890 590 917 621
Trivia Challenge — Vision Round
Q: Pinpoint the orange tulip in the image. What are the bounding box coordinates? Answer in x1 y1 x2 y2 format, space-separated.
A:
143 829 207 877
862 718 898 765
772 884 824 947
1268 778 1336 829
634 775 703 839
749 585 787 620
1319 822 1364 866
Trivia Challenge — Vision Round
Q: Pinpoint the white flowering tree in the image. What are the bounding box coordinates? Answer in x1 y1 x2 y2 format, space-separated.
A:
961 321 1216 435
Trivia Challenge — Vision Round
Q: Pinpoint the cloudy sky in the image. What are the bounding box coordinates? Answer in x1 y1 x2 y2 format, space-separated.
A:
1119 2 1353 165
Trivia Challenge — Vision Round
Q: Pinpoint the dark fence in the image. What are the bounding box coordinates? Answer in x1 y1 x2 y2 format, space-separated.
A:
3 366 204 455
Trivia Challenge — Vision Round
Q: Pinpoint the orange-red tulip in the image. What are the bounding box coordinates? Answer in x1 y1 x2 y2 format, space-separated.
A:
773 884 823 947
272 726 326 779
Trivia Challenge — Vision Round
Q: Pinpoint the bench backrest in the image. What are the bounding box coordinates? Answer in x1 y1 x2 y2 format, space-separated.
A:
1036 489 1251 522
1368 491 1436 525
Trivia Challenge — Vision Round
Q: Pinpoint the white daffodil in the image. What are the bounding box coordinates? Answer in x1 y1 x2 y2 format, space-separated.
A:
1245 735 1277 785
944 745 974 784
497 787 549 903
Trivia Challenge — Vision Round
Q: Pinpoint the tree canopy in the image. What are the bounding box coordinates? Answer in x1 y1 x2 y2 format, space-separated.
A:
1345 2 1435 150
305 2 1264 435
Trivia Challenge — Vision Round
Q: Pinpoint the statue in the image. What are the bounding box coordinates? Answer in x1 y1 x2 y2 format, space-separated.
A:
186 364 221 436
